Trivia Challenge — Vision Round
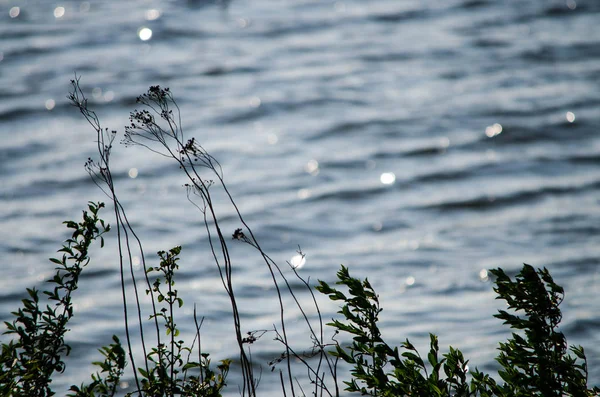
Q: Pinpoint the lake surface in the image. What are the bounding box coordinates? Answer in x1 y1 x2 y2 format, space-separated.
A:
1 0 599 394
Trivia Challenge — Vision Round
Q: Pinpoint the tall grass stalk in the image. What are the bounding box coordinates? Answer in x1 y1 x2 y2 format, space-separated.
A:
69 78 337 397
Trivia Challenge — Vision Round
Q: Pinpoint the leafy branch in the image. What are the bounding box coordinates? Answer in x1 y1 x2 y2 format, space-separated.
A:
1 202 109 396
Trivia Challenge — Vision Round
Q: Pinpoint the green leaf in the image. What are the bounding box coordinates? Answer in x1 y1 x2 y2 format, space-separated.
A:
402 352 424 367
138 367 149 378
182 362 201 371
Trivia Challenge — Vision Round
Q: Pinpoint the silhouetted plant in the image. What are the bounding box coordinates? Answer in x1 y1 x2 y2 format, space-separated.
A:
135 245 230 397
66 80 600 397
68 335 126 397
118 82 336 396
469 265 600 396
3 80 598 397
317 265 471 396
69 76 155 392
69 77 233 397
0 202 110 396
317 264 599 396
121 83 259 396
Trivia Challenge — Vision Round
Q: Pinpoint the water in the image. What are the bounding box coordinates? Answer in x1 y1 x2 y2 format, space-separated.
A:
1 0 600 394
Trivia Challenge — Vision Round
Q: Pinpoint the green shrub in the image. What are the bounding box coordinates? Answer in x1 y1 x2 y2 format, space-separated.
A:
1 202 110 396
317 264 599 396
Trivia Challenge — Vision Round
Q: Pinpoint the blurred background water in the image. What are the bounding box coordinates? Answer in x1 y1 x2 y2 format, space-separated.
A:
1 0 599 394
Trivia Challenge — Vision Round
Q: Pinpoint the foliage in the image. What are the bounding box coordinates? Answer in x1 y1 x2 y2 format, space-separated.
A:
68 335 126 397
1 82 598 397
1 202 110 396
135 245 230 397
68 77 232 397
469 265 600 396
317 265 471 396
317 264 600 397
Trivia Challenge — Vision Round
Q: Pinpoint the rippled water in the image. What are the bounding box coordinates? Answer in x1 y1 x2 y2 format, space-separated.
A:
1 0 600 394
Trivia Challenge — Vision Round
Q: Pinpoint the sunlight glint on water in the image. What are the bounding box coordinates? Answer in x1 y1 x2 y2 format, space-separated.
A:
0 0 599 394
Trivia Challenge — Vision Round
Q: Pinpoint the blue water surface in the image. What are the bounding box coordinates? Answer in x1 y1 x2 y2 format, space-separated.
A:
1 0 599 394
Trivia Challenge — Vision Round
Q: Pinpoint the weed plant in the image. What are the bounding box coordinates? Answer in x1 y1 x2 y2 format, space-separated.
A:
1 202 110 396
0 79 598 396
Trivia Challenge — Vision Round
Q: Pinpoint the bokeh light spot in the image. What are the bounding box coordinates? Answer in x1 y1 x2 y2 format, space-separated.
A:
304 159 319 176
237 17 250 28
566 111 575 123
380 172 396 185
54 6 65 18
145 9 161 21
138 27 153 41
485 123 502 138
132 256 141 270
104 91 115 102
297 189 311 200
45 99 56 110
479 269 489 282
290 254 306 269
9 7 20 18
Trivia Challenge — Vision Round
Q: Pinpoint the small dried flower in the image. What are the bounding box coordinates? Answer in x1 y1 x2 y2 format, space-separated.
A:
232 228 245 240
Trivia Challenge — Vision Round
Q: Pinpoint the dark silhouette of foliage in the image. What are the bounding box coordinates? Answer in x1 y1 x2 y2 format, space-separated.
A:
469 265 600 396
68 335 126 397
1 202 110 396
317 265 471 396
2 81 598 397
317 264 599 396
